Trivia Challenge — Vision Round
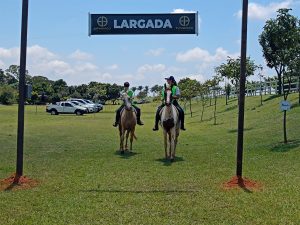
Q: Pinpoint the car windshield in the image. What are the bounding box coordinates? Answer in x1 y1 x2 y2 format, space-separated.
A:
71 101 79 105
85 100 93 104
75 100 86 104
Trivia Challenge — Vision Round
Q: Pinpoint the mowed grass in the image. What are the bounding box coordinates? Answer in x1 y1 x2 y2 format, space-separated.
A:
0 94 299 225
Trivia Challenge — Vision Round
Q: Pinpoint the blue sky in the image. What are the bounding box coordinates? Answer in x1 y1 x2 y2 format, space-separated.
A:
0 0 299 86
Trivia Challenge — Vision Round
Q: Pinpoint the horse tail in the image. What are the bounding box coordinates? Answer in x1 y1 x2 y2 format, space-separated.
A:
133 132 137 140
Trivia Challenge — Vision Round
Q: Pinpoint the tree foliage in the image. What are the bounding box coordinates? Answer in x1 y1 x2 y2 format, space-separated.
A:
259 8 300 94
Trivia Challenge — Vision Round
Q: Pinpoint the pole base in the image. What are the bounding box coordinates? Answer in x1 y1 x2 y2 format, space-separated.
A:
223 176 261 192
0 174 38 191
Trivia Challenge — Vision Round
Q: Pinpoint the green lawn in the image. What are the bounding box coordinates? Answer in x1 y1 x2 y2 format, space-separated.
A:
0 94 299 224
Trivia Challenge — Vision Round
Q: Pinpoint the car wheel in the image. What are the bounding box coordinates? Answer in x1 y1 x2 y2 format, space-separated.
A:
51 109 57 115
75 110 82 116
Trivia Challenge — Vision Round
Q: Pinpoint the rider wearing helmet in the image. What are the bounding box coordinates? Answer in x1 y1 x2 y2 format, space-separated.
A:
152 76 185 131
113 82 144 127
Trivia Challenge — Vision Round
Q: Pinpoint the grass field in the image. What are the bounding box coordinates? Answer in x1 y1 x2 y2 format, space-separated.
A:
0 94 300 224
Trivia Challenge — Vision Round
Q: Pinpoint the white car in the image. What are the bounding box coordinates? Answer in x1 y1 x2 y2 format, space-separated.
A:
69 100 94 113
46 101 87 115
68 98 98 112
85 99 103 111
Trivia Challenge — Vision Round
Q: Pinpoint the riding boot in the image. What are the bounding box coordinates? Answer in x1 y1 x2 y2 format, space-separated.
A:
136 110 144 126
152 109 160 131
113 109 121 127
180 110 186 131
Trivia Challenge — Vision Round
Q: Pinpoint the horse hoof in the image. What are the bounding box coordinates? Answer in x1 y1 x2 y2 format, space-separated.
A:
120 150 125 155
170 158 174 163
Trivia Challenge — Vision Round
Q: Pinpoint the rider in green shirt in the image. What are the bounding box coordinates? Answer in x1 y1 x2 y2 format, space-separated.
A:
113 82 144 127
152 76 186 131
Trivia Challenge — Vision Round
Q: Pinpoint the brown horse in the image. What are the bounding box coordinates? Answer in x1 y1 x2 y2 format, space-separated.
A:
119 95 137 154
160 86 180 162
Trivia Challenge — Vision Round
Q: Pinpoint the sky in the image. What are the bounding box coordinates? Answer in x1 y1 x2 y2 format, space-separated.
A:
0 0 299 87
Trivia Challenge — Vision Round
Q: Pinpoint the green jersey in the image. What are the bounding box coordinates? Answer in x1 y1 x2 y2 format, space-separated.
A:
121 89 134 104
161 85 180 98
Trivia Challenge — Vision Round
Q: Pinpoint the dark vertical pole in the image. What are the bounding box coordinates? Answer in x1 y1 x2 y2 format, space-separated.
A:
16 0 29 177
236 0 248 177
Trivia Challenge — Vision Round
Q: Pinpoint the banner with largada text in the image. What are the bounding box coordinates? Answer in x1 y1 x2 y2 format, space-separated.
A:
89 13 198 35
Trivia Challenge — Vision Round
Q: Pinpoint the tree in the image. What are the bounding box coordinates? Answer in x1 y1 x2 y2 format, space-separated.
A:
224 83 232 105
0 85 16 105
210 76 222 125
178 78 201 117
199 82 209 122
150 84 163 96
136 90 147 100
5 64 31 84
131 86 137 95
144 85 149 97
259 8 300 95
0 69 5 85
137 86 143 92
215 56 258 102
260 8 300 143
106 83 122 104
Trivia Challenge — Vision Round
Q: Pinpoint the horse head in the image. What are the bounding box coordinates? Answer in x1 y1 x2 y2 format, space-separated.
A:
123 95 133 111
165 84 173 106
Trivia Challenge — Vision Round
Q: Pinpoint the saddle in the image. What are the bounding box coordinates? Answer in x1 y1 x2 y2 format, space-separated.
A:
120 107 137 115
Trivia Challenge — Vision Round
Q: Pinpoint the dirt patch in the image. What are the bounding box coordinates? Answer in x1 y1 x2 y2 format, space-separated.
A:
223 176 262 192
0 174 38 191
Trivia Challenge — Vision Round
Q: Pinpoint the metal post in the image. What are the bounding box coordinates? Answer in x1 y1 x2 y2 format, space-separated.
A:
16 0 29 177
236 0 248 177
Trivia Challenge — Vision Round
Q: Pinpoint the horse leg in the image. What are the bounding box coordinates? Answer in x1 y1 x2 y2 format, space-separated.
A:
164 131 168 159
168 132 173 161
129 128 135 151
120 128 125 154
125 130 129 151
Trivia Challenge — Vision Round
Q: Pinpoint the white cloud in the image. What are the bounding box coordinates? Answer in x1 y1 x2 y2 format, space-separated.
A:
69 49 93 61
176 47 237 63
146 48 165 57
0 60 4 68
106 64 119 70
172 9 196 13
178 74 206 83
75 62 98 72
236 0 294 20
28 45 56 60
137 64 166 75
175 47 239 82
0 47 19 58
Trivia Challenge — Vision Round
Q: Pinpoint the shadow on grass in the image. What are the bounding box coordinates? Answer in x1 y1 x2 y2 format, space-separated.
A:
80 188 198 194
270 140 300 152
263 94 281 102
219 105 238 113
114 150 139 159
292 102 300 108
155 156 184 166
228 127 254 133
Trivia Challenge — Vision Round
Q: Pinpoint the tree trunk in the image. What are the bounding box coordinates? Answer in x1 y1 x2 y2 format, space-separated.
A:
275 66 283 95
283 110 287 143
225 94 228 105
201 105 205 122
189 98 192 117
214 96 217 125
298 76 300 104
